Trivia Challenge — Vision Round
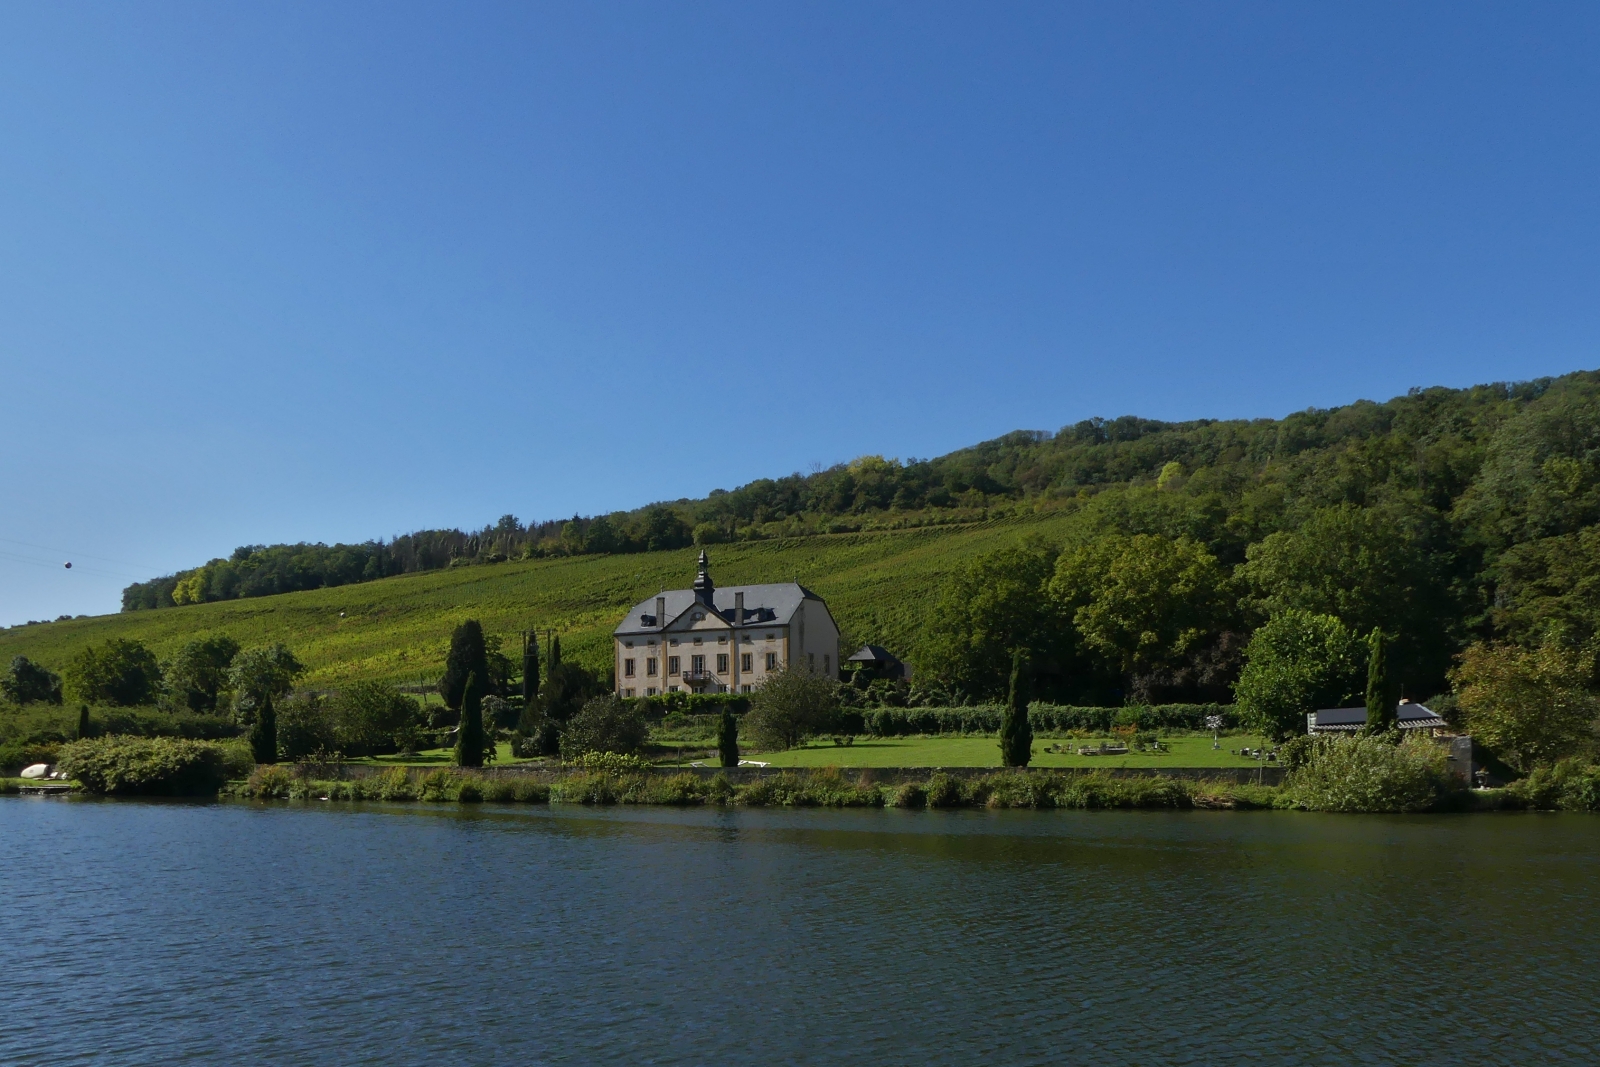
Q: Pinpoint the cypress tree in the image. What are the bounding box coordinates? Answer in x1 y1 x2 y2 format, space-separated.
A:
718 707 740 768
522 632 540 705
440 620 491 712
456 671 486 768
1365 629 1397 735
250 694 278 764
76 705 91 740
548 635 562 674
999 648 1033 768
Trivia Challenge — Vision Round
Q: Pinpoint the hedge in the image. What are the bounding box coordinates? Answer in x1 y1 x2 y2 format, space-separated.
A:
861 703 1236 737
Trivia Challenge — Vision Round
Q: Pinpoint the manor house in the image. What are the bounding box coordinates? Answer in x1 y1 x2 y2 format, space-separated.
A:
612 551 840 697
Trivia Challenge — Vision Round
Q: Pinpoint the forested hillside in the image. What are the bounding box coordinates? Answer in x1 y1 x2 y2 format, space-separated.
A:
16 369 1600 722
122 371 1598 614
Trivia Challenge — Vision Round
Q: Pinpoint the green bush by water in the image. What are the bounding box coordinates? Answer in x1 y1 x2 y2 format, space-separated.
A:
1285 735 1463 813
58 736 232 795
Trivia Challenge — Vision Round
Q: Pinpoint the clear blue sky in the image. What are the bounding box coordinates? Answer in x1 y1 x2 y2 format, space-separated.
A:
2 1 1598 625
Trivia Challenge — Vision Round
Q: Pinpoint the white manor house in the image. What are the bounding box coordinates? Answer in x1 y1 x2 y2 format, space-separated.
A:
612 551 840 697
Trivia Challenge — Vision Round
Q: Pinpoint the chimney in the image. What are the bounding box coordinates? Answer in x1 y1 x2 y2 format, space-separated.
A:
656 596 665 627
734 591 744 625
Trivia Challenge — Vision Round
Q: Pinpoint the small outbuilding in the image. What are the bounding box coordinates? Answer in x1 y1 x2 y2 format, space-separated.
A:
846 644 911 682
1306 701 1448 736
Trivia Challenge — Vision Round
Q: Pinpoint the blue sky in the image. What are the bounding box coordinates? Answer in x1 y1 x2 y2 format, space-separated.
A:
2 1 1598 625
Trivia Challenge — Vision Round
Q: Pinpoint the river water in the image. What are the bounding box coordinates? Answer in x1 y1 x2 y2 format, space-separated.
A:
2 799 1595 1065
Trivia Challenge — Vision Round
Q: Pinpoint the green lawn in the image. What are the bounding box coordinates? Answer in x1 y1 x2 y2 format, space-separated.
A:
0 510 1083 688
737 733 1274 769
346 742 537 767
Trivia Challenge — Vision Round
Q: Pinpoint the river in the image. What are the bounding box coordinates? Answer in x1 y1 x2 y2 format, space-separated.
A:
2 798 1595 1065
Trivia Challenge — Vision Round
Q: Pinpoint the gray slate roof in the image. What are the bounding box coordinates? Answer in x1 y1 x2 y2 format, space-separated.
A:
614 583 817 635
1310 704 1447 731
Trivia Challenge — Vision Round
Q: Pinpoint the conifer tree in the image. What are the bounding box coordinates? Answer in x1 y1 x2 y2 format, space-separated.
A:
456 671 486 768
549 635 562 674
718 707 740 768
440 620 490 712
999 648 1033 767
76 705 91 740
1365 629 1398 735
522 632 540 705
250 694 278 764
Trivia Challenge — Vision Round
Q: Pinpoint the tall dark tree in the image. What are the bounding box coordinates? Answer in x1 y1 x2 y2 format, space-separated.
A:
718 707 740 768
440 620 490 712
1364 630 1398 735
548 635 562 674
250 694 278 764
999 649 1033 767
76 705 91 740
522 632 540 705
456 671 486 768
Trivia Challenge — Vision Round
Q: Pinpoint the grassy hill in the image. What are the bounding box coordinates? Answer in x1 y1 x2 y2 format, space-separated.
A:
0 509 1077 689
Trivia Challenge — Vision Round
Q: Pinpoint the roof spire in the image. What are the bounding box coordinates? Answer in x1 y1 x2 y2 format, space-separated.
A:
693 549 715 606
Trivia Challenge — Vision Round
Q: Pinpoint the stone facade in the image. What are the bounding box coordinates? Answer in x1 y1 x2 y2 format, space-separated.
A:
611 551 840 697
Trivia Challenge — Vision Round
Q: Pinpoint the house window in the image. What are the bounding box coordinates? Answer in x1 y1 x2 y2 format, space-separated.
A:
765 633 775 641
625 640 634 648
693 637 703 645
740 653 752 672
668 656 681 676
624 658 636 677
647 658 658 676
717 653 729 674
765 652 778 670
646 687 657 696
623 687 635 698
717 636 728 644
691 654 706 675
740 684 752 693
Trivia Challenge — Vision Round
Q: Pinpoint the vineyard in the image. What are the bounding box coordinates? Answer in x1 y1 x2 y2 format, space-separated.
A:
0 509 1078 689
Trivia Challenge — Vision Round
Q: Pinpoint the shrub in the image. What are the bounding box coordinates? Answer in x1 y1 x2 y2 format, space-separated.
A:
1286 735 1460 813
745 668 839 751
560 695 648 759
276 697 340 761
219 739 255 781
372 766 418 801
331 682 421 756
511 778 551 803
418 769 461 801
924 772 963 809
1506 759 1600 811
567 750 649 773
245 764 295 798
893 781 927 808
58 736 229 795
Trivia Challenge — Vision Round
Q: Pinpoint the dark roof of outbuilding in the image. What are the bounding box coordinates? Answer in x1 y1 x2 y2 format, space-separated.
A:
848 644 900 664
1310 704 1447 730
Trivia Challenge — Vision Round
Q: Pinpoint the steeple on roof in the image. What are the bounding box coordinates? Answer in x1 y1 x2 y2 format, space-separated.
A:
692 549 715 606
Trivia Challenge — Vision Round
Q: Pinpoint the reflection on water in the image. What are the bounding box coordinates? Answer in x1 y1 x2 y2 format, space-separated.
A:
2 799 1595 1065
